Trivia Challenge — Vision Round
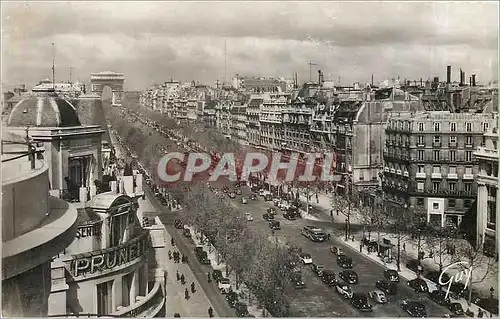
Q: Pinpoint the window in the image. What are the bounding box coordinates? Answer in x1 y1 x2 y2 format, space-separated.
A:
97 280 113 315
418 135 425 145
464 183 472 192
434 136 441 144
465 166 473 175
417 182 424 191
449 199 456 208
483 122 489 132
433 150 440 161
434 122 441 132
465 151 472 162
433 166 441 173
433 203 440 210
449 150 456 161
449 136 457 144
418 122 424 132
433 182 440 191
465 136 473 145
418 150 424 160
449 182 456 191
466 122 472 132
449 166 457 174
464 199 472 208
418 165 425 173
410 199 421 209
450 122 457 132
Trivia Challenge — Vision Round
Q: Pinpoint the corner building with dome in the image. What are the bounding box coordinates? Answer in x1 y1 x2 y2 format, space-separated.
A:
2 86 166 317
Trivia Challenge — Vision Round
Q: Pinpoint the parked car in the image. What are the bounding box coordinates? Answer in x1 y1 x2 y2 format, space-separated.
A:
330 246 345 256
259 189 266 196
477 298 499 316
226 291 239 308
429 290 451 306
311 263 324 277
228 192 236 199
174 219 184 229
235 302 249 317
321 270 337 286
262 213 275 221
447 302 465 316
351 293 373 312
369 289 387 304
406 259 424 273
376 279 398 295
269 220 280 230
222 186 229 193
339 270 359 284
183 228 192 238
267 207 276 215
235 189 242 195
241 197 248 204
249 193 257 200
290 273 306 289
383 269 400 282
212 270 223 282
426 270 451 286
245 213 254 221
337 255 353 269
218 278 231 293
264 194 273 201
401 300 427 317
407 278 429 293
336 283 354 299
300 253 313 264
196 250 210 264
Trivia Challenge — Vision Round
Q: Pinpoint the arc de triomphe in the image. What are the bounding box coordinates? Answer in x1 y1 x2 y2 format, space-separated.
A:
90 71 125 106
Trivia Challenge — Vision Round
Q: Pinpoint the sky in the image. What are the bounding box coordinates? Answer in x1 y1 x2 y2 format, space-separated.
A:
2 1 498 91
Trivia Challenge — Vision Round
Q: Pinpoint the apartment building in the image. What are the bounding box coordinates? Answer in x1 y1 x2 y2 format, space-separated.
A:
246 96 264 147
475 115 499 257
215 100 232 134
229 104 247 145
382 111 496 228
259 92 289 150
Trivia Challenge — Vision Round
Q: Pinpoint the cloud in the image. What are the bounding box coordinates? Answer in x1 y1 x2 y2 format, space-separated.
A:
2 1 498 90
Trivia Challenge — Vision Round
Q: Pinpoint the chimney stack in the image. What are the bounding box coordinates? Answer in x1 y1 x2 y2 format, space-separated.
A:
459 69 463 86
472 74 476 86
463 71 466 86
447 65 451 84
469 76 472 87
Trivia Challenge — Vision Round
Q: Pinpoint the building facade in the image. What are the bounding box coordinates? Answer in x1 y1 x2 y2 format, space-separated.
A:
382 111 496 227
246 96 264 147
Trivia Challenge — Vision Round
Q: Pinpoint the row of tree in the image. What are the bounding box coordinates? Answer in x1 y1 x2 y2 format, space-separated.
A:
105 105 300 316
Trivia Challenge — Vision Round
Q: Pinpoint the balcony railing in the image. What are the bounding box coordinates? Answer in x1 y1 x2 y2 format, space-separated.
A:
411 189 475 198
412 156 478 164
431 172 442 179
383 152 411 162
112 281 164 317
415 172 426 179
463 173 474 180
447 173 458 179
385 126 411 134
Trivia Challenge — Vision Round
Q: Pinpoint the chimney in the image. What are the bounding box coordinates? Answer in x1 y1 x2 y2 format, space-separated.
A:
459 69 464 86
463 71 466 86
469 76 472 87
472 74 476 86
447 65 451 84
371 74 374 86
318 70 321 85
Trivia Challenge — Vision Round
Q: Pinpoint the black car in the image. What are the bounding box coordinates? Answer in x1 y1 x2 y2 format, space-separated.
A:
213 269 223 282
174 219 184 229
408 278 429 293
235 302 249 317
351 293 372 312
183 228 192 238
269 221 281 230
263 213 275 221
222 186 229 193
196 250 210 264
267 207 276 215
283 211 296 220
337 256 353 269
321 270 337 286
290 273 306 289
264 194 273 201
228 192 236 199
426 270 451 286
194 246 204 256
226 291 239 308
406 259 424 273
235 189 242 195
401 300 427 317
477 298 499 315
447 302 464 316
339 270 359 284
249 193 257 200
311 263 324 277
460 288 482 304
376 279 398 295
383 269 400 282
429 290 451 306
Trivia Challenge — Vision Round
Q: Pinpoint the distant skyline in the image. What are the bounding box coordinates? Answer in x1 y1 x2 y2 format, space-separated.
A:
2 1 498 91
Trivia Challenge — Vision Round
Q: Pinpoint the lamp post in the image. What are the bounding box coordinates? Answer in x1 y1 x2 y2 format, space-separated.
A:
345 218 349 242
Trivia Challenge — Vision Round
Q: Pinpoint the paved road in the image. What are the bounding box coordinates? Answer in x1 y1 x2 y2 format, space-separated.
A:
112 106 451 317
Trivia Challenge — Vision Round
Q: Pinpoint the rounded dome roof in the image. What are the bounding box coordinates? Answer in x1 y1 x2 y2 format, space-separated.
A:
7 95 81 127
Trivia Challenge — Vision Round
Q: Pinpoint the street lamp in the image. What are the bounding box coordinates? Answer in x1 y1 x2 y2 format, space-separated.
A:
345 218 349 241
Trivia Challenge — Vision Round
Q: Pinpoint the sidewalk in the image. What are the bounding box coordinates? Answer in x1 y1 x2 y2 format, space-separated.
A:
336 230 496 317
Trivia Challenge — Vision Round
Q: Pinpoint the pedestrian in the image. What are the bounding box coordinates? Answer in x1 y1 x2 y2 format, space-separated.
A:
184 288 189 300
180 274 185 285
208 307 214 318
176 271 180 281
327 233 331 240
171 237 175 246
478 308 484 318
191 282 196 293
168 250 172 260
402 243 406 251
184 255 188 264
207 272 212 283
359 244 363 253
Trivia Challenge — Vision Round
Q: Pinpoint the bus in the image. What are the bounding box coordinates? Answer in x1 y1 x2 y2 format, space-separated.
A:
301 226 327 242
